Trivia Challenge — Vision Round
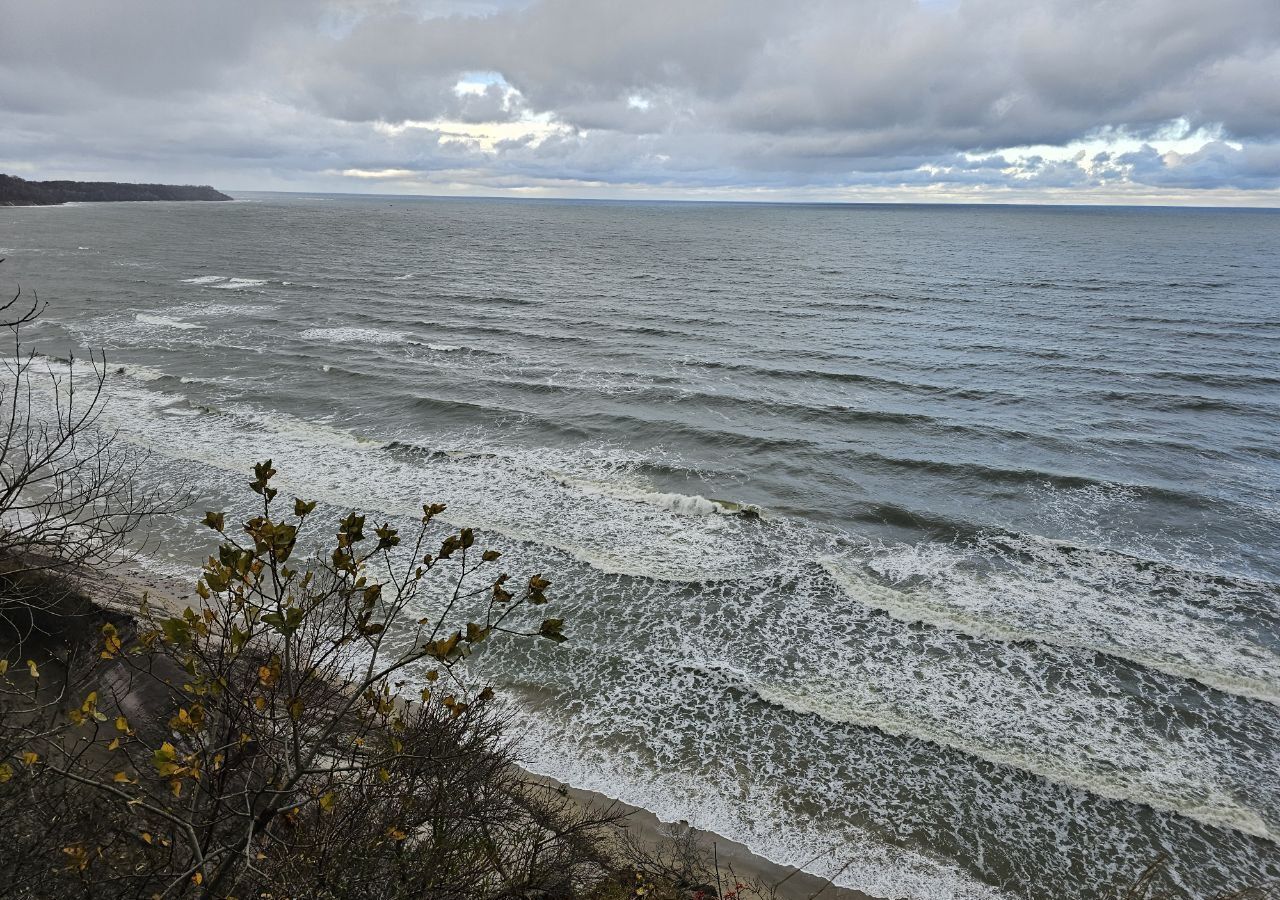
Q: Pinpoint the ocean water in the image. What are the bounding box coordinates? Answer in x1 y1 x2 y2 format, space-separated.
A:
3 195 1279 898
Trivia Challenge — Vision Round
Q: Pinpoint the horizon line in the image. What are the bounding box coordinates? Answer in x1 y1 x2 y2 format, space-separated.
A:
223 187 1280 212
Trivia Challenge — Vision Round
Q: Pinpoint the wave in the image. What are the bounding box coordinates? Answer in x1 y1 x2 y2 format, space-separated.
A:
300 326 412 346
553 475 764 519
181 275 268 290
490 630 1280 900
633 635 1280 846
843 448 1221 508
110 362 168 382
134 313 203 331
822 544 1280 706
87 383 772 583
688 358 1031 404
744 677 1277 842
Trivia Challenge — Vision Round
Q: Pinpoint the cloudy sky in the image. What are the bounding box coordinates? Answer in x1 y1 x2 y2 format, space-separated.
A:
3 0 1279 204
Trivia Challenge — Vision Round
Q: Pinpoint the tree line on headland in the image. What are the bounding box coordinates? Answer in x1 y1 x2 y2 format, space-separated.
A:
0 173 231 205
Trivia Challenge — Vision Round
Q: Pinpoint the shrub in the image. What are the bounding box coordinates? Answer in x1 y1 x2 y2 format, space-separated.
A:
0 462 609 899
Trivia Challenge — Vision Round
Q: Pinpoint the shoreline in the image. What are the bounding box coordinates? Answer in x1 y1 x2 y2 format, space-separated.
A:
80 560 882 900
524 771 880 900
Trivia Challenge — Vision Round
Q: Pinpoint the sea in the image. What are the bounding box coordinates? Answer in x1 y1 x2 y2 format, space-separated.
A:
3 195 1279 899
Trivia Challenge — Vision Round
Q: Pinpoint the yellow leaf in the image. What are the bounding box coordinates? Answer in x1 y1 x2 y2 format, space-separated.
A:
113 771 131 784
170 779 183 797
115 716 130 733
101 624 122 659
26 660 39 678
0 659 8 675
258 659 280 687
140 832 152 844
253 695 267 711
191 872 203 886
107 738 121 751
319 792 336 813
62 845 89 871
21 752 38 766
386 826 407 841
0 763 13 783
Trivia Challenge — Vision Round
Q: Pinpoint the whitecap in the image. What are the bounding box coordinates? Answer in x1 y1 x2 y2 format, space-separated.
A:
212 277 267 290
558 475 761 518
823 538 1280 706
181 275 267 290
111 363 167 382
301 326 411 346
134 313 203 331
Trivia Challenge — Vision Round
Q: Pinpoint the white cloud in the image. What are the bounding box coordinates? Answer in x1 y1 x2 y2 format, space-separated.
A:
337 167 419 178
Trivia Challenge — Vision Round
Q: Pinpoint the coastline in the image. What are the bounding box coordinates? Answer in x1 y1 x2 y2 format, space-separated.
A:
79 560 881 900
526 772 881 900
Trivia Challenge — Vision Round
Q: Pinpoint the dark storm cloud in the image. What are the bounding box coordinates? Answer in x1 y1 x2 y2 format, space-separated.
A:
2 0 1279 199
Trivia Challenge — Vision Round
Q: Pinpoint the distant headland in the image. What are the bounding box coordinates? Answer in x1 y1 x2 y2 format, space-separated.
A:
0 173 232 206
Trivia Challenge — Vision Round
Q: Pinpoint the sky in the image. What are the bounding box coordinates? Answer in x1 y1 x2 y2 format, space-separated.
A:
2 0 1279 205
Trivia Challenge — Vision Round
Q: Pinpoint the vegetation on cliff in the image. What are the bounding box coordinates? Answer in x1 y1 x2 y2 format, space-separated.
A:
0 174 231 206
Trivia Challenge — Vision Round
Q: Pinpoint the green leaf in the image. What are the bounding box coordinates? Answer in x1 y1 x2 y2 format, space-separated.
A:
249 460 277 496
338 512 366 546
160 617 193 647
262 607 304 636
538 618 566 643
375 523 400 550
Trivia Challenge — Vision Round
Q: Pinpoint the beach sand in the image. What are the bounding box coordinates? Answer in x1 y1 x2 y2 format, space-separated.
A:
530 773 881 900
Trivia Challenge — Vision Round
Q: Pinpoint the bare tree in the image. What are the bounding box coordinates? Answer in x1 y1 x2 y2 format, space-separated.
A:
0 259 186 634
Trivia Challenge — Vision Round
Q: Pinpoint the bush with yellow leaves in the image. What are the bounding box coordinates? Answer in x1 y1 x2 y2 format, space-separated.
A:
0 461 610 899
